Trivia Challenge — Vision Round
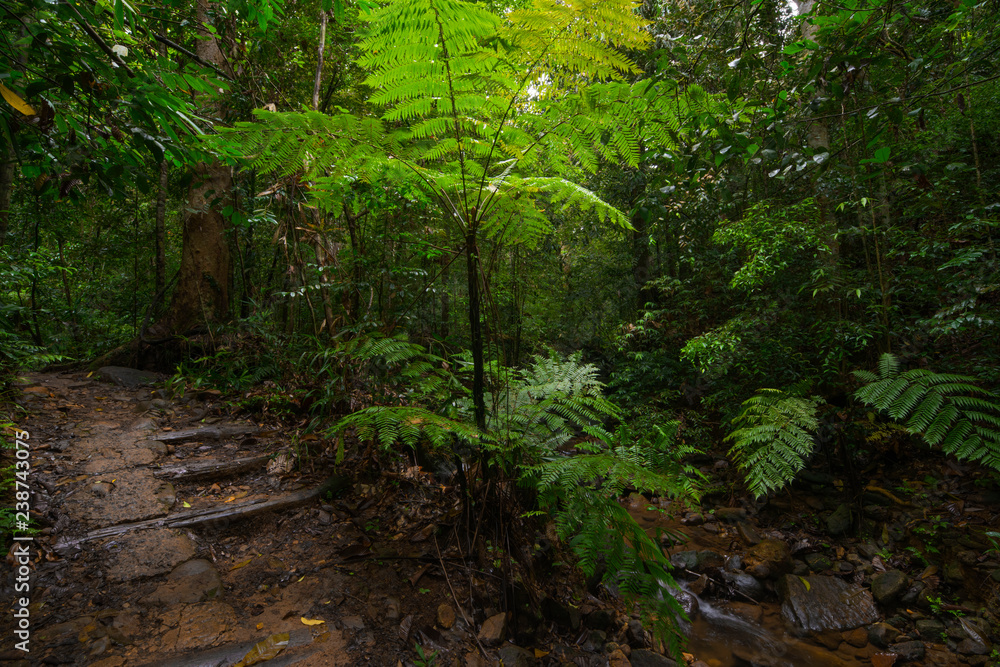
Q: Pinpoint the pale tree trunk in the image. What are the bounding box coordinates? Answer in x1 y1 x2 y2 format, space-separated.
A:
154 37 168 296
312 10 327 111
0 139 14 246
155 0 232 337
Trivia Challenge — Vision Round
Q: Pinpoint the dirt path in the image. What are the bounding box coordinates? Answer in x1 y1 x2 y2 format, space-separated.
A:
1 369 468 666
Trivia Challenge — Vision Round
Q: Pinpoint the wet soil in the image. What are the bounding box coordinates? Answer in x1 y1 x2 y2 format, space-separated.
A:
5 370 1000 667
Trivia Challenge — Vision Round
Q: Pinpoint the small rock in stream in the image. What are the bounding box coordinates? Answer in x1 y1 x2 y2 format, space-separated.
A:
714 507 747 522
871 570 909 605
890 640 926 661
868 622 901 648
826 503 852 535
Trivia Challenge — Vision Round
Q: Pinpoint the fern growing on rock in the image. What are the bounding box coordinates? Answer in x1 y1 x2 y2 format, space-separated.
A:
724 389 821 498
854 353 1000 470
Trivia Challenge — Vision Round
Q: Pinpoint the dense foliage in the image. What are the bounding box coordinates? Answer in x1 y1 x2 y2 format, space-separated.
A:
3 0 999 653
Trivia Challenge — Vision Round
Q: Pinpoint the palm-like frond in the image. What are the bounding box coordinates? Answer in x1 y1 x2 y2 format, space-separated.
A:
854 353 1000 470
725 389 821 498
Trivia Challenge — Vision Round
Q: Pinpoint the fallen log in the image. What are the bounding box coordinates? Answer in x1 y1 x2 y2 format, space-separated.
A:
149 424 259 443
152 454 271 482
53 474 350 555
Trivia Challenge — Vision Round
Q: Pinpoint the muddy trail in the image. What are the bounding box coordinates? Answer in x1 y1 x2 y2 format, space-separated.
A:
5 368 1000 667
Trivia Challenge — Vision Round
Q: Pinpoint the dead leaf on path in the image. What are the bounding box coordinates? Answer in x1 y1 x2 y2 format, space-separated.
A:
534 649 549 658
231 557 253 571
233 632 290 667
301 617 325 626
224 496 236 503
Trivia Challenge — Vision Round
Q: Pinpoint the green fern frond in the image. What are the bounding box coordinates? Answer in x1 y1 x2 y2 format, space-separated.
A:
854 353 1000 471
724 389 821 498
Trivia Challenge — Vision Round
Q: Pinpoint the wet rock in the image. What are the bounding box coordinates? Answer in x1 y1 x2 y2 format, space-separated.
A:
869 622 901 648
857 543 879 559
36 616 95 643
745 539 791 579
714 507 747 522
629 649 678 667
498 645 536 666
726 555 743 571
871 570 908 605
154 482 176 510
791 559 809 576
720 570 764 601
957 637 990 655
106 529 196 581
702 522 720 534
89 636 109 656
341 615 365 631
151 398 173 410
586 608 615 631
165 602 238 652
827 504 852 536
128 417 156 431
718 602 763 624
780 574 879 633
91 482 113 497
478 612 506 646
915 619 945 637
669 550 699 571
145 440 168 456
943 561 964 584
736 521 762 545
317 510 332 525
144 559 223 605
804 553 832 572
696 550 725 570
608 648 630 667
842 627 869 648
437 603 456 629
890 640 925 662
542 597 582 630
680 512 705 526
582 629 607 651
98 366 162 387
627 619 648 648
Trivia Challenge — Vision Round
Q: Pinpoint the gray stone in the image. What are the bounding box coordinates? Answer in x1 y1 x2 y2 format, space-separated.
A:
629 649 678 667
720 570 764 601
890 640 926 661
915 619 945 637
957 638 990 655
627 619 648 647
871 570 908 605
868 622 901 648
780 574 879 633
736 521 761 545
696 550 725 570
497 645 535 667
541 597 581 630
714 507 747 522
97 366 163 388
341 615 365 631
669 550 699 571
826 504 852 536
804 552 832 572
586 609 615 631
144 559 223 605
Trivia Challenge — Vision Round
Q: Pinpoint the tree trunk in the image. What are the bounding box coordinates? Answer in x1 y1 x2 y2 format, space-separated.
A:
312 10 327 111
0 138 14 246
154 160 168 295
153 0 232 338
466 230 486 430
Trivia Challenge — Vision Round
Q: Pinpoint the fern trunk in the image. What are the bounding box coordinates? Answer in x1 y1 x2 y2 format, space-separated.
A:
466 230 486 430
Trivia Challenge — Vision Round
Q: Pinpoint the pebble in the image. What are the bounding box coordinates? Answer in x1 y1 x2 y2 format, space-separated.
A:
437 603 456 629
477 612 506 647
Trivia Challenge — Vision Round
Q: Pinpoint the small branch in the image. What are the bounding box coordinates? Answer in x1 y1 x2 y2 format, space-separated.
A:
66 5 135 77
153 34 233 81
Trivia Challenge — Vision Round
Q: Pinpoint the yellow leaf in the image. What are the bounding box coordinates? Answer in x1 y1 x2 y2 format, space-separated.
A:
233 632 290 667
182 501 191 508
231 557 253 571
0 83 35 115
799 576 811 591
224 496 236 503
534 649 549 658
301 617 326 626
256 622 263 630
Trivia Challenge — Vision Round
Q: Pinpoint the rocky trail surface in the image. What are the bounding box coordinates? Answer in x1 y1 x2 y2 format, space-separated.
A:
5 369 1000 667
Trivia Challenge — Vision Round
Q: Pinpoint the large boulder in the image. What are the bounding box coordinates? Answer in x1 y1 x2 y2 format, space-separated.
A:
780 574 879 633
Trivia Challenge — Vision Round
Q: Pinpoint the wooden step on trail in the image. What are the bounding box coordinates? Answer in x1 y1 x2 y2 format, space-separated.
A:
150 424 260 443
152 454 272 482
53 474 350 556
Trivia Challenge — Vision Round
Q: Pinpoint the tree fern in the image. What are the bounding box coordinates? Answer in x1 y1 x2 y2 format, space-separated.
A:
854 353 1000 470
724 389 821 498
533 421 702 654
